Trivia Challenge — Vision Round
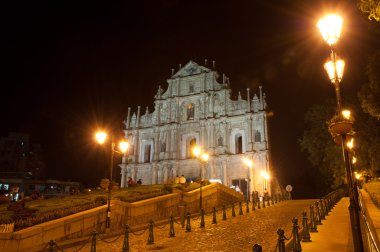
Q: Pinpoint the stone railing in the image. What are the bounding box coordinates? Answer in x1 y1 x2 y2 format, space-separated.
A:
0 223 14 233
0 183 244 252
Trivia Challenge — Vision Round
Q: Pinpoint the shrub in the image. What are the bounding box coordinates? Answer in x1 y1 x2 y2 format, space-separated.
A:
94 196 107 205
0 195 10 205
163 184 173 193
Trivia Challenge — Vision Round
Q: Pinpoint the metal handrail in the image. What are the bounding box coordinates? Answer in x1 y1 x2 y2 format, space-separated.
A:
358 189 380 252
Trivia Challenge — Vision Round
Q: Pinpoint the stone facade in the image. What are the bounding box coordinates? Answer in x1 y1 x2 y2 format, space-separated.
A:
120 60 270 197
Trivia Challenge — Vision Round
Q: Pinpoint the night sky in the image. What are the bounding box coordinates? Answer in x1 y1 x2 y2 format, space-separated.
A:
0 0 374 198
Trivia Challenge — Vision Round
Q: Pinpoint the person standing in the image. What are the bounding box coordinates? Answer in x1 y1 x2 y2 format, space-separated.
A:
179 175 186 184
175 175 180 184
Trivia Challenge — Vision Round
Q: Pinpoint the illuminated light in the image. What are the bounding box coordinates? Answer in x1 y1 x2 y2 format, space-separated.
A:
95 131 107 144
355 173 362 180
242 158 253 168
352 156 357 164
342 110 351 120
324 59 345 83
201 153 209 162
209 179 222 184
119 141 129 154
317 14 343 46
193 146 201 158
347 138 354 149
260 171 270 180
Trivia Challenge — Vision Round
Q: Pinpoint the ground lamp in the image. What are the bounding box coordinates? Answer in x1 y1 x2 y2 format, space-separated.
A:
317 14 364 251
242 158 254 201
95 131 129 229
193 146 209 210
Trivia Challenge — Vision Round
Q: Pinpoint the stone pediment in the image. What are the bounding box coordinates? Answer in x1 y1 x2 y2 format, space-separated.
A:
172 60 211 78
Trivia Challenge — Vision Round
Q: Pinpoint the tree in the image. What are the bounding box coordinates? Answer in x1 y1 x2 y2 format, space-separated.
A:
299 99 380 195
299 101 346 195
100 178 110 190
358 51 380 119
358 0 380 21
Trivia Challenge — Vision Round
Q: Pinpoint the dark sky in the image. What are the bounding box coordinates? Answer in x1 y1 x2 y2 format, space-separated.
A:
0 0 374 197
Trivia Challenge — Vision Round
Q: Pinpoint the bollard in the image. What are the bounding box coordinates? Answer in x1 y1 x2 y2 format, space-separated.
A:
169 216 175 238
252 244 263 252
222 205 227 220
315 202 322 225
309 205 318 232
323 198 329 216
257 199 261 209
200 208 205 228
319 199 326 220
48 240 56 252
146 220 154 245
90 230 97 252
212 207 217 224
252 199 256 211
277 228 286 252
301 211 312 242
122 225 130 252
271 196 274 205
232 203 236 217
186 212 191 232
246 200 250 213
291 217 302 252
239 202 243 215
262 197 266 208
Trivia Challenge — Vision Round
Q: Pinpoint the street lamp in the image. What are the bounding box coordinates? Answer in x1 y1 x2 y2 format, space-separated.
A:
242 158 254 201
193 146 209 210
317 14 364 251
260 171 270 193
95 131 129 229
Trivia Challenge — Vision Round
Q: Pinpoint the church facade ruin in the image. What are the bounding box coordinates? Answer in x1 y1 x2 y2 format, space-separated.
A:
120 60 271 198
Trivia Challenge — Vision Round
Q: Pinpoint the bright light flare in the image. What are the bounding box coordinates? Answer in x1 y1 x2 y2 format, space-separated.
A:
355 173 362 180
201 153 209 162
242 158 253 168
324 59 345 83
342 110 351 120
192 146 201 158
260 171 270 180
352 156 357 164
95 131 107 144
119 141 129 154
347 138 354 149
317 14 343 46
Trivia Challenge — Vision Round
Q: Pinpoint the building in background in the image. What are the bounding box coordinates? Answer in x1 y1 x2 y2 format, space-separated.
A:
0 132 45 180
121 60 271 197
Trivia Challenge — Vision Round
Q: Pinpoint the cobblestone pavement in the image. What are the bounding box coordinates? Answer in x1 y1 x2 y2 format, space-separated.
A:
65 199 315 252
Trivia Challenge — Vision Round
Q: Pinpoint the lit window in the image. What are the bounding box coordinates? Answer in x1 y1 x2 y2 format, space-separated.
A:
187 104 194 120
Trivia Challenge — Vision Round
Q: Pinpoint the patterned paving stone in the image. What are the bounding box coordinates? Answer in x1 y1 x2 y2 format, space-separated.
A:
66 199 315 251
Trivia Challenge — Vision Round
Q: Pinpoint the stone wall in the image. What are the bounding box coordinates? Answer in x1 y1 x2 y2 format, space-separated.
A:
0 206 107 252
0 183 244 252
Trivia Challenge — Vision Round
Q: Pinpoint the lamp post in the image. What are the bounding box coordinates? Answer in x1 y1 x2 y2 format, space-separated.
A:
317 14 364 251
95 131 129 229
260 171 270 194
193 146 209 210
242 158 254 201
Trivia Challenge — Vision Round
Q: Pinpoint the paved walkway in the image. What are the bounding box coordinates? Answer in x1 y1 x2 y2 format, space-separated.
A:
302 197 354 252
65 199 315 251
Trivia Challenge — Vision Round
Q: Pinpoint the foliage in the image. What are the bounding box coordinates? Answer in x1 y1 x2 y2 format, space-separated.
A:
300 100 380 195
358 0 380 21
94 196 107 205
100 178 110 190
358 51 380 119
0 195 10 205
